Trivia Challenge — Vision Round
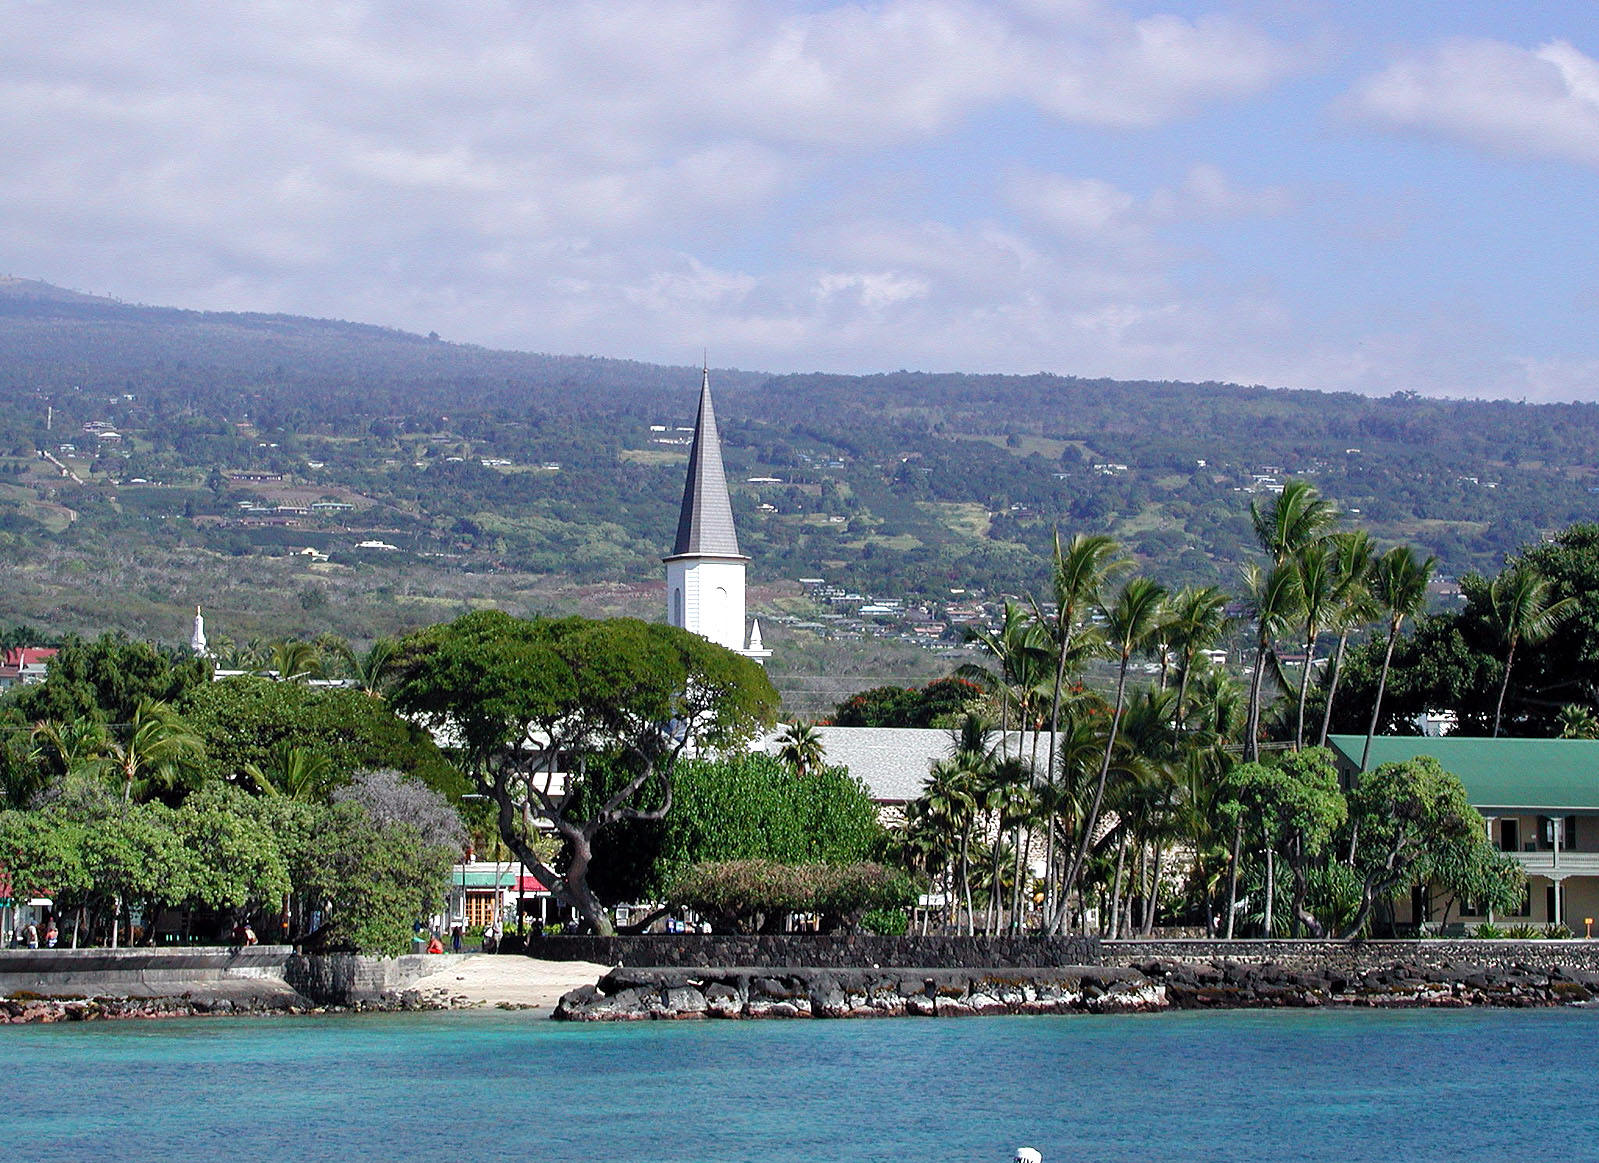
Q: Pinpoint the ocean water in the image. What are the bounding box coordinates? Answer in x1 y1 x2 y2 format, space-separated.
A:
13 1007 1598 1162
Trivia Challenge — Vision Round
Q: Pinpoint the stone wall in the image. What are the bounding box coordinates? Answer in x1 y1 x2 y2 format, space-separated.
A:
0 945 298 1000
1104 938 1599 975
0 946 466 1008
520 933 1100 969
282 952 464 1005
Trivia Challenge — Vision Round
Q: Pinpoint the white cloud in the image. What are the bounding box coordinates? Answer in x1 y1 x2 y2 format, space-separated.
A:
1348 38 1599 168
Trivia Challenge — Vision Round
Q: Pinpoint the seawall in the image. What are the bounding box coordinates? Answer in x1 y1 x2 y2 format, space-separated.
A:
0 946 470 1020
544 935 1599 1020
521 934 1100 968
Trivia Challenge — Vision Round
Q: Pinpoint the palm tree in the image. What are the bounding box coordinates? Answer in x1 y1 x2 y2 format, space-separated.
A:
923 755 979 934
1360 546 1437 769
1291 541 1338 749
1487 562 1576 737
30 718 109 779
351 638 397 696
775 721 826 776
1317 530 1378 748
240 741 335 801
1557 704 1599 740
1061 575 1167 919
1164 585 1230 741
101 699 206 803
1241 561 1302 763
1031 532 1124 799
1251 479 1337 566
265 638 322 682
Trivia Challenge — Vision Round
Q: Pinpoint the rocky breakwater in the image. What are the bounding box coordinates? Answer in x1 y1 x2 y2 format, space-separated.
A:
1134 957 1599 1008
554 965 1164 1021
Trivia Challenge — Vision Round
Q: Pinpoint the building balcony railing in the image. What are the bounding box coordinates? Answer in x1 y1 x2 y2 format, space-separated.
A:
1512 850 1599 878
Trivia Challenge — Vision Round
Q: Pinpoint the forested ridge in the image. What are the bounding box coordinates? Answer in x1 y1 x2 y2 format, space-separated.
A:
0 278 1593 655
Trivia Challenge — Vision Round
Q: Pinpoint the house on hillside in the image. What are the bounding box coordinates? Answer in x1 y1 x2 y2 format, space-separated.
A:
1328 735 1599 930
0 647 57 689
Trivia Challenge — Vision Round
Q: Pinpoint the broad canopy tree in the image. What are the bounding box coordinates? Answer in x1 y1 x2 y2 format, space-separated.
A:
391 611 779 935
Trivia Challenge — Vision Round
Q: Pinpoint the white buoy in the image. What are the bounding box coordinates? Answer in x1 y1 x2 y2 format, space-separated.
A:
1015 1150 1043 1163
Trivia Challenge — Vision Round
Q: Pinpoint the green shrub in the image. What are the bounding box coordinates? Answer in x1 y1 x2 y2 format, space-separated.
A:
1473 922 1505 939
669 860 916 934
860 907 909 936
1503 923 1544 940
1546 922 1573 939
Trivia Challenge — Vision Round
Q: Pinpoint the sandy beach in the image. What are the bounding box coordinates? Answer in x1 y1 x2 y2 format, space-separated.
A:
407 955 609 1012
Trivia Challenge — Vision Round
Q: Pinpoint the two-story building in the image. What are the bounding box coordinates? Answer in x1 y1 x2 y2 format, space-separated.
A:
1329 735 1599 929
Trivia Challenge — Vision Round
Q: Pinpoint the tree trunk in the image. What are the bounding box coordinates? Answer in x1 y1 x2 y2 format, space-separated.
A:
1144 842 1167 937
1295 629 1318 750
1043 622 1074 923
1173 660 1194 746
1263 847 1275 938
1062 657 1132 916
1225 819 1243 939
1316 631 1351 749
1492 637 1518 738
562 832 614 936
1010 822 1028 933
1108 830 1127 939
959 828 974 936
1360 621 1401 770
1245 640 1268 763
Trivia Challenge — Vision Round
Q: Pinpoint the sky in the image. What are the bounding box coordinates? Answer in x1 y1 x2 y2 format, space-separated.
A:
3 1 1597 401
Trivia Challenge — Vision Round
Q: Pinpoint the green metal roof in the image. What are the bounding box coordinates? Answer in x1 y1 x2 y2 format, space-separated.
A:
1327 735 1599 812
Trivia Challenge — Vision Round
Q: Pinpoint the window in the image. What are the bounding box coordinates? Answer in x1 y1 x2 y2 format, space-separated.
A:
672 587 683 626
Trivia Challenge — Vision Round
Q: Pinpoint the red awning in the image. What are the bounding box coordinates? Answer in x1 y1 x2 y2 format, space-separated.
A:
516 874 548 893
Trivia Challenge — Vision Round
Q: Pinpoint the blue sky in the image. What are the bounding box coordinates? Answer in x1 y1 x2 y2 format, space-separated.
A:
2 1 1596 400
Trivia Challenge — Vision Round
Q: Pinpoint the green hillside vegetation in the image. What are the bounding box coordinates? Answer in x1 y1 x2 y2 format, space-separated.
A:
0 281 1594 686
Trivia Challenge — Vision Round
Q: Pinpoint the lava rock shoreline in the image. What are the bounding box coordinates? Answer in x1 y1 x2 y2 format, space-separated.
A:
0 989 450 1024
555 966 1164 1020
554 958 1599 1020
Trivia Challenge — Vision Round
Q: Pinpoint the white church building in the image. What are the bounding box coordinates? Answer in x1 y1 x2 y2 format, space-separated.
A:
664 367 769 664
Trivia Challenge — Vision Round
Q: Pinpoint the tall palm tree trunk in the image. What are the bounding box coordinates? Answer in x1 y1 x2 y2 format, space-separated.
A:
1492 637 1519 738
1360 621 1401 770
1143 841 1167 937
1245 643 1269 763
1062 659 1132 926
1108 831 1127 939
1225 818 1244 939
1316 630 1351 748
1294 632 1318 749
1263 847 1275 938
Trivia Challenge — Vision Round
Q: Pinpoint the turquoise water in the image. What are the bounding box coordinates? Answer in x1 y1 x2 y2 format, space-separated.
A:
13 1008 1598 1161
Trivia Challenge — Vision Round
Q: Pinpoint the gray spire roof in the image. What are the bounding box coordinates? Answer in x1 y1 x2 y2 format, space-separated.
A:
669 367 743 558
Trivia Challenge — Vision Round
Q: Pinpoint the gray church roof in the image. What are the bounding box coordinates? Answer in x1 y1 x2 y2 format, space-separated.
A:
669 368 743 559
754 726 1067 804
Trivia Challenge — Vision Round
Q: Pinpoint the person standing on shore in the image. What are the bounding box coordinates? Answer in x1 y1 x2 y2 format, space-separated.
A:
24 921 38 948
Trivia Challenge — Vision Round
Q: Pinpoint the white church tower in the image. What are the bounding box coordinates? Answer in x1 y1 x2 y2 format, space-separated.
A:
189 605 210 658
665 367 770 663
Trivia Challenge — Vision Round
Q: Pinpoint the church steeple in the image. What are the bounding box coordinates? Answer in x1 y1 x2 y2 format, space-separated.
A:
670 364 743 560
190 605 209 657
664 363 768 663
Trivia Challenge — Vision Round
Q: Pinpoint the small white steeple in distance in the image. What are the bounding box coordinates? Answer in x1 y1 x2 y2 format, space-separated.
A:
190 605 209 657
745 617 770 659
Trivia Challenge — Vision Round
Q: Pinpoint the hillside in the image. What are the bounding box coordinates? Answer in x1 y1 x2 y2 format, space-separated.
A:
0 280 1594 708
